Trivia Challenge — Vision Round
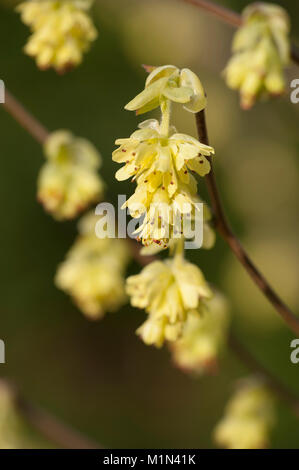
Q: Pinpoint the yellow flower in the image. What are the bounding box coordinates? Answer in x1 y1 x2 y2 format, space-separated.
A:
113 119 214 248
55 211 130 319
113 119 213 183
17 0 97 72
130 185 214 249
224 3 290 109
126 253 212 347
38 130 104 220
170 291 230 375
125 65 207 114
214 378 275 449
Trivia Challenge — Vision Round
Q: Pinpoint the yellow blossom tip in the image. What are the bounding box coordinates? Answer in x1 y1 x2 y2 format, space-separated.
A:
125 64 207 115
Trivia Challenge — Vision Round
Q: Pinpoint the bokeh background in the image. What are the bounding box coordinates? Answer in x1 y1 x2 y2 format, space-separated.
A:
0 0 298 448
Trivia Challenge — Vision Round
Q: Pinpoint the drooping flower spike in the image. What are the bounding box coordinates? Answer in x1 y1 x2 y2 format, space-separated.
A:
114 66 215 248
55 211 130 319
38 130 104 220
214 377 275 449
224 2 290 109
17 0 97 72
126 248 212 347
115 64 223 351
125 65 207 115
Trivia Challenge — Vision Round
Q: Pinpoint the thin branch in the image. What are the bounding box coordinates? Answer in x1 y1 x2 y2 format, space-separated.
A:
229 335 299 417
3 379 101 449
195 109 299 335
181 0 241 27
180 0 299 65
3 89 49 144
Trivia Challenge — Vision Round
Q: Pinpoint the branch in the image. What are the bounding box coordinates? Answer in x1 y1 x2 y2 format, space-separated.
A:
195 109 299 335
3 89 49 144
3 379 101 449
180 0 299 65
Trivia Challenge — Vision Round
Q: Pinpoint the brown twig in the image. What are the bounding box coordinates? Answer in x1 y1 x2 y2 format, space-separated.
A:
180 0 299 65
2 379 101 449
195 109 299 335
3 89 49 144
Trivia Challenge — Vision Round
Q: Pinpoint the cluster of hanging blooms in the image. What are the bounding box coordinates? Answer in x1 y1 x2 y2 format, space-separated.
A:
38 130 104 220
126 242 213 347
113 65 215 249
224 2 290 109
55 211 130 319
214 377 275 449
169 291 230 374
17 0 97 72
113 65 221 347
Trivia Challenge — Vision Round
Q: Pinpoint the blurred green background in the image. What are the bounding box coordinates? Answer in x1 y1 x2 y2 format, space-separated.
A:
0 0 298 448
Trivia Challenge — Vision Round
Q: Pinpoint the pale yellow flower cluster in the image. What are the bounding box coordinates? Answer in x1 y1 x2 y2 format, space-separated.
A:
55 212 130 319
17 0 97 72
170 292 230 374
114 65 215 249
214 378 275 449
38 130 104 220
225 3 290 109
126 250 212 347
116 65 221 348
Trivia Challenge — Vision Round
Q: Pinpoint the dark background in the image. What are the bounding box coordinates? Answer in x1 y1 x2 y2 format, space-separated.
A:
0 0 298 448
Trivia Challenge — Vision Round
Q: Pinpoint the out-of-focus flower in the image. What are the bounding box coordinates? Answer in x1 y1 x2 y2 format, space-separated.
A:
55 211 130 319
125 65 207 115
126 249 212 347
17 0 97 72
38 130 103 220
0 381 25 449
214 377 275 449
113 119 214 248
170 291 230 375
224 3 290 109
